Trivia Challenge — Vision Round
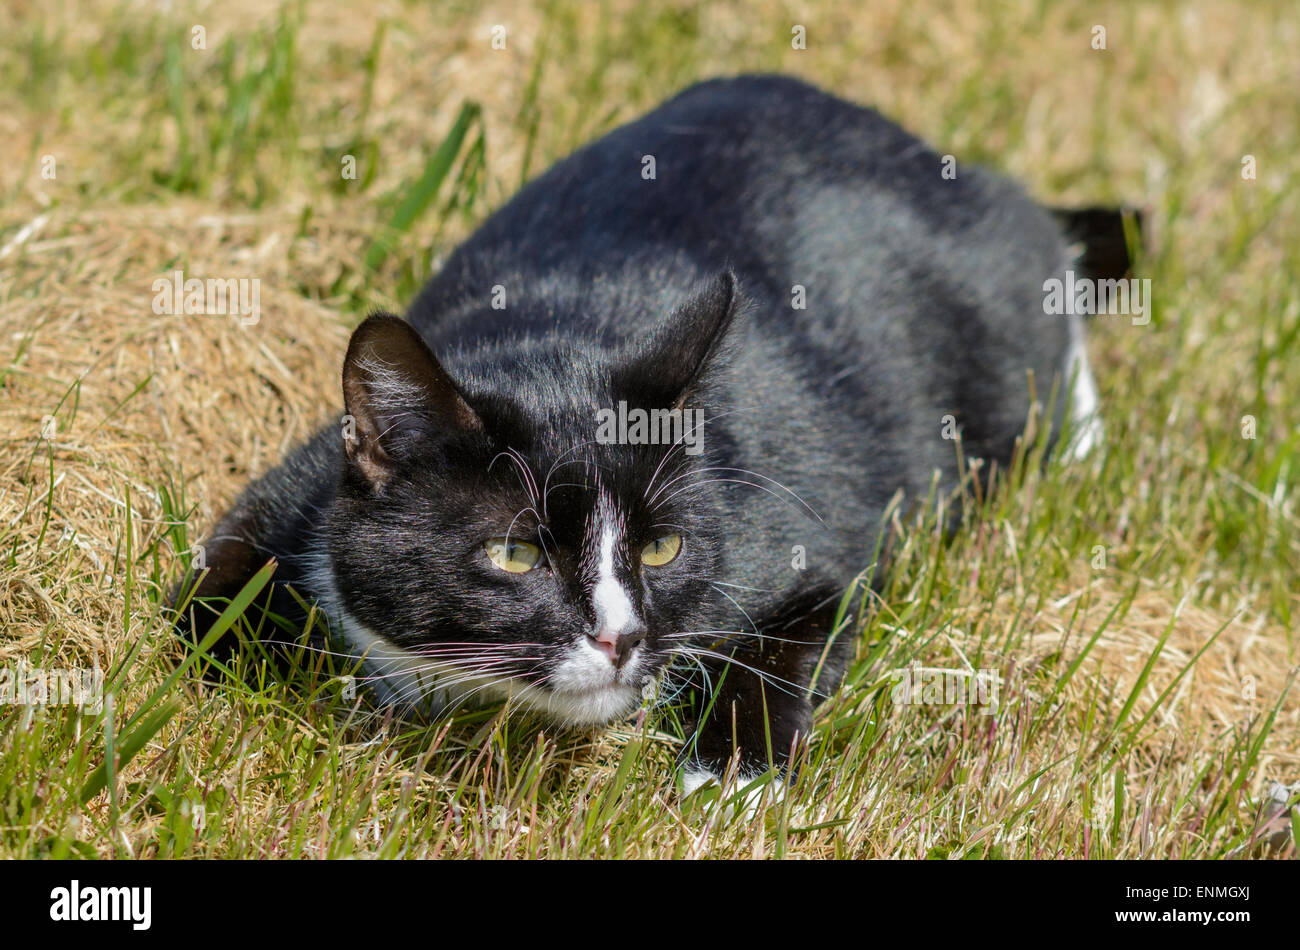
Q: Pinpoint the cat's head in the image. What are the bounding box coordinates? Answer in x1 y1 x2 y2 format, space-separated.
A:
325 272 742 726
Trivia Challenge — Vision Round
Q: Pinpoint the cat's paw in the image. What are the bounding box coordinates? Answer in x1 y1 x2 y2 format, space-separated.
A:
680 767 786 822
1067 413 1104 461
681 768 720 798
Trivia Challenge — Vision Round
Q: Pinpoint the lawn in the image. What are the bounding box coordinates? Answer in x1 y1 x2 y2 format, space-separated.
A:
0 0 1296 858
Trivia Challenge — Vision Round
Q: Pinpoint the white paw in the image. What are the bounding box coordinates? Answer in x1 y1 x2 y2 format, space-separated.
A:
1068 413 1104 461
682 769 717 797
681 768 786 822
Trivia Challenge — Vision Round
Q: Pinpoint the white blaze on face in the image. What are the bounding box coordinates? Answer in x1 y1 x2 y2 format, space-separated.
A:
593 525 635 639
583 489 640 655
531 489 645 720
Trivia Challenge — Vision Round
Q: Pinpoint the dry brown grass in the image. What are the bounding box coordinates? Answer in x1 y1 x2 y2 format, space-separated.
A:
0 0 1296 858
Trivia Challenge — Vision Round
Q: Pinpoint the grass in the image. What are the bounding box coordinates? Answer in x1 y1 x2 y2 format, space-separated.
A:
0 0 1297 859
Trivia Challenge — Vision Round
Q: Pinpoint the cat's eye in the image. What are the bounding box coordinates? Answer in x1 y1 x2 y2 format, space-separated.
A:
485 538 543 573
640 533 682 567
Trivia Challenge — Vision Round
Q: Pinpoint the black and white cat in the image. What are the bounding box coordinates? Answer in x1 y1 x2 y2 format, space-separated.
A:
175 75 1130 791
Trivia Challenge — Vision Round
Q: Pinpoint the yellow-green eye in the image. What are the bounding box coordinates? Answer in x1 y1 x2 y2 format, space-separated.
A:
640 533 682 567
485 538 543 573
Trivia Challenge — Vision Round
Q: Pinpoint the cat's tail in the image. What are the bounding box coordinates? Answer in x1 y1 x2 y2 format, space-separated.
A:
1049 205 1146 286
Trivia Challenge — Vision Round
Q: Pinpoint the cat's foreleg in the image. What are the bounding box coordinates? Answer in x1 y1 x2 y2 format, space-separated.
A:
681 602 849 794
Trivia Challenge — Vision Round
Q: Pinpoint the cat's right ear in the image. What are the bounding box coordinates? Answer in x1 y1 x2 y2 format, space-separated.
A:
342 314 482 488
614 270 744 409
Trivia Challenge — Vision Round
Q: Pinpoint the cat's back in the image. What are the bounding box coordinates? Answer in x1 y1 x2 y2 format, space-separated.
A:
411 74 1064 350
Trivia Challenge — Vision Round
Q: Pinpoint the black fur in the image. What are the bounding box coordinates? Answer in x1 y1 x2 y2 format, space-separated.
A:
175 75 1132 782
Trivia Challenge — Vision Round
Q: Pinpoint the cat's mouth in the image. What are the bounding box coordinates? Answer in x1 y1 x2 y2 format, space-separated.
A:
546 661 649 696
531 679 642 726
526 642 658 725
551 680 637 697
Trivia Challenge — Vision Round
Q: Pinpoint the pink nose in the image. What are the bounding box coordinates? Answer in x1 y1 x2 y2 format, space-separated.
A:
590 626 647 669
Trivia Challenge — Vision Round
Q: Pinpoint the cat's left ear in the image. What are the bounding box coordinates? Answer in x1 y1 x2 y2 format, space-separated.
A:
615 270 743 408
342 313 482 488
